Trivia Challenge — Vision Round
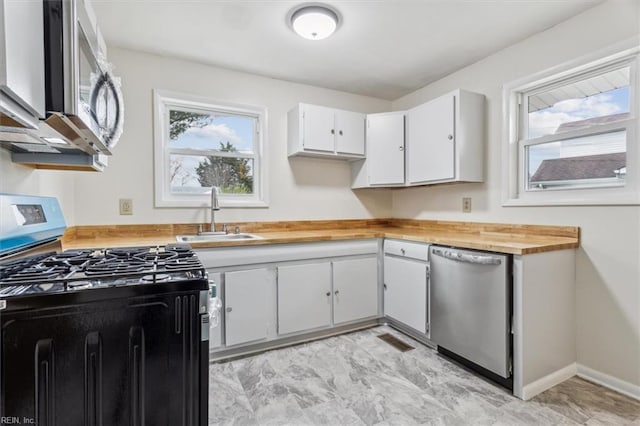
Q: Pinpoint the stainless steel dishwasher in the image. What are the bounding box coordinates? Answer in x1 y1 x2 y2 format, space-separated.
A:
430 246 512 388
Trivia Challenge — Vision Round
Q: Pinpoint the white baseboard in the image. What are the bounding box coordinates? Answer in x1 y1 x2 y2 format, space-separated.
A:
521 363 577 400
577 364 640 401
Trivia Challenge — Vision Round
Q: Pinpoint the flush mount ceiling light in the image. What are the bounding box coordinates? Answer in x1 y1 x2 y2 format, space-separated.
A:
290 4 340 40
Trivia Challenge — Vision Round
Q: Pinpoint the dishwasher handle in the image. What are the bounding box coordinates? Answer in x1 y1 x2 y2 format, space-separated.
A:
431 248 502 265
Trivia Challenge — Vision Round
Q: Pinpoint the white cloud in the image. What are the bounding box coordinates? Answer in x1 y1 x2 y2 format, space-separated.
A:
528 111 584 138
185 123 243 146
529 93 622 138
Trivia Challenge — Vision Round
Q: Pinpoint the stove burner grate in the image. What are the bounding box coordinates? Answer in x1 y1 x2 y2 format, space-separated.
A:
84 259 153 276
43 249 93 266
1 266 70 284
165 257 201 270
106 247 152 259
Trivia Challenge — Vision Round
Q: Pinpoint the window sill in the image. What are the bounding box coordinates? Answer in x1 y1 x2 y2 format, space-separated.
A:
155 199 269 208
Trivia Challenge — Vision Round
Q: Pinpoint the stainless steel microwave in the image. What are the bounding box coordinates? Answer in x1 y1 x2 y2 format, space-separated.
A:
43 0 123 156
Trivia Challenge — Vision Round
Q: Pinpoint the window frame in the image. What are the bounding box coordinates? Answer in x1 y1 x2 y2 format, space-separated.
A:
153 90 268 208
502 39 640 206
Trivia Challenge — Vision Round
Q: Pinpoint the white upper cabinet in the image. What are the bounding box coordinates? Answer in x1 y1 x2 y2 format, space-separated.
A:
301 104 335 152
352 112 405 188
407 94 455 183
0 0 45 128
288 103 365 159
406 89 484 185
335 109 366 156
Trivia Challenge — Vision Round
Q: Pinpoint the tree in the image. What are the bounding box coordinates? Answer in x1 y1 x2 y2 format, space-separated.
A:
195 142 253 194
169 110 208 140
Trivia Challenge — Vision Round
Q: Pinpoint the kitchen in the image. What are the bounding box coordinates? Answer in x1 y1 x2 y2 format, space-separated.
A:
1 0 639 425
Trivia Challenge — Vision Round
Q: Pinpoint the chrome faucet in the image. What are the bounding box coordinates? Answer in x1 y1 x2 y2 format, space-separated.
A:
199 186 226 235
211 186 220 232
210 186 220 232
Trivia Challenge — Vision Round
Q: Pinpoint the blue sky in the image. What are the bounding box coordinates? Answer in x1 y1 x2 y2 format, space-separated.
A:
169 114 255 190
170 114 255 152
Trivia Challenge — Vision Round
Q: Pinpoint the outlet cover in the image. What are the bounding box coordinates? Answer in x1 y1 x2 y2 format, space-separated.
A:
462 197 472 213
119 198 133 215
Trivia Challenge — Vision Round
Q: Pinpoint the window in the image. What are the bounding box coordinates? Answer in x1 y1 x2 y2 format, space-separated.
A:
153 90 267 207
503 41 639 206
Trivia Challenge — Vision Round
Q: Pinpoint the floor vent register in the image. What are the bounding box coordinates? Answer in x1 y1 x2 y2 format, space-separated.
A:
377 333 415 352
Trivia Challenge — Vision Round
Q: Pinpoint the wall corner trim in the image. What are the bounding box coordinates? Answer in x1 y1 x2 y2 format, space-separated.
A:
521 363 577 400
577 364 640 401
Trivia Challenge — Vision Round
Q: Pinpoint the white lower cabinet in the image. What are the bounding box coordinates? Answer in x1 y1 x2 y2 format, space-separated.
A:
333 257 379 325
197 240 380 351
278 257 379 335
278 262 332 335
384 254 429 334
225 268 271 346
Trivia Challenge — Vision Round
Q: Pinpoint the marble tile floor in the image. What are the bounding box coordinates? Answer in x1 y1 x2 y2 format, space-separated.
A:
209 326 640 425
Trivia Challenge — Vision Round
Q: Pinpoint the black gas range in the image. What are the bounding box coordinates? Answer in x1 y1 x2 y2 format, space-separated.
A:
0 195 209 426
0 244 206 298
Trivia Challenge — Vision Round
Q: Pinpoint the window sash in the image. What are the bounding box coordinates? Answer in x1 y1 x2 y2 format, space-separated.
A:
517 121 631 194
519 118 632 148
519 60 634 142
164 107 259 153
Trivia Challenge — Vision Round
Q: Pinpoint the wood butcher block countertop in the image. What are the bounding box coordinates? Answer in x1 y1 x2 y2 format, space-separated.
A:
62 219 580 255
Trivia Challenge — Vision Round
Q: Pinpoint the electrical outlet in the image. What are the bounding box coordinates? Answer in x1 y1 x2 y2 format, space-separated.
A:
462 197 472 213
119 198 133 215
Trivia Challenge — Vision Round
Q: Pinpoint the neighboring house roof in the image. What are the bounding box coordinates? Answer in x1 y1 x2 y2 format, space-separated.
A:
555 112 630 133
530 152 626 183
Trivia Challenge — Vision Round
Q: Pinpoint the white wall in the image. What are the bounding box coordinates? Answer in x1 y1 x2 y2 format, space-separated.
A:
71 47 392 226
392 0 640 388
0 149 76 224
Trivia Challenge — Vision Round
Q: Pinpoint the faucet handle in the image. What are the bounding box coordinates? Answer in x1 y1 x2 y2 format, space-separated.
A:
222 224 228 234
198 224 203 235
234 226 240 234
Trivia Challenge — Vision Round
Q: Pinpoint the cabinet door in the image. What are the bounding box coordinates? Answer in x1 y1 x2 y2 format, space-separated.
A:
367 113 405 185
302 104 335 152
278 262 331 335
383 256 428 333
335 110 365 155
333 257 379 325
225 268 270 346
2 0 45 124
407 93 455 184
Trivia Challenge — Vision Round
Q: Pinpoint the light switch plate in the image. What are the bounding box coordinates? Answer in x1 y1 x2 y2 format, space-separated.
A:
119 198 133 215
462 197 472 213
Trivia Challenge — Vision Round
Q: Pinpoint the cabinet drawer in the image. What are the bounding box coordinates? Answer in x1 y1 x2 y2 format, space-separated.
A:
384 239 429 261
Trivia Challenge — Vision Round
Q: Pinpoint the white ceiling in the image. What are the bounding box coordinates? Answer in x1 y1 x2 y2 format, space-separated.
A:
91 0 602 100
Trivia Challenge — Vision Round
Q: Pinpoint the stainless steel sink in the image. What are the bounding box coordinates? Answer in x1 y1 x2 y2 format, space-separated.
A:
176 233 263 243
